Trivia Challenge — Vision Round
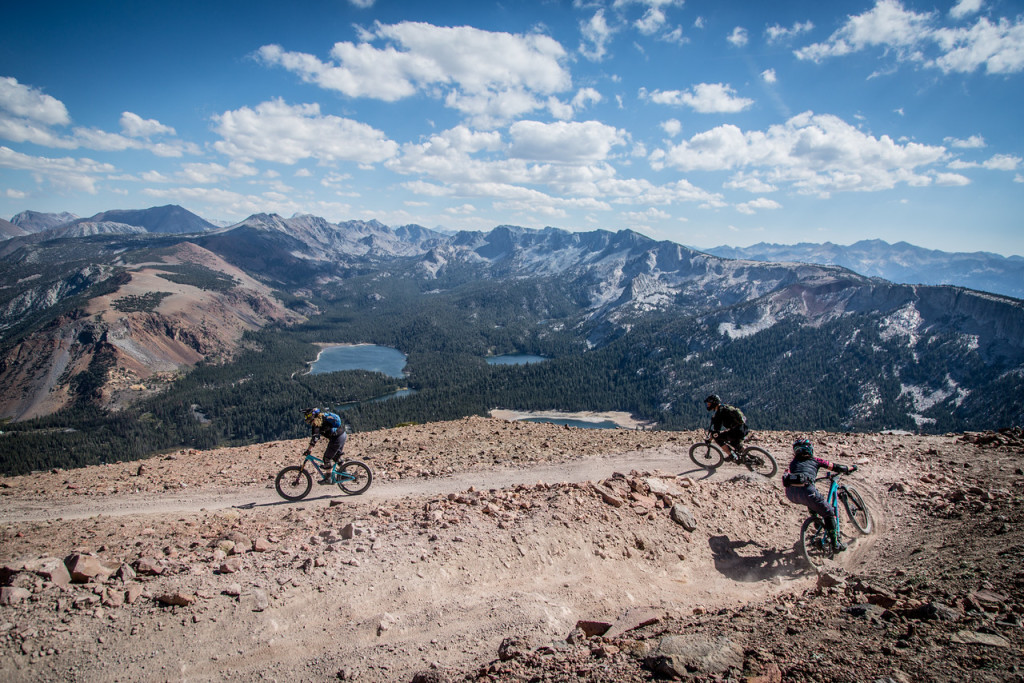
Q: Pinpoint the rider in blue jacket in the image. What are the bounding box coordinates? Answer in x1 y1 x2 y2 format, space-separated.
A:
783 439 857 551
303 408 347 483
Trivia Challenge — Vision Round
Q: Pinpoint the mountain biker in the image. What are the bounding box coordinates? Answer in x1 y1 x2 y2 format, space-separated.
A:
782 438 857 551
303 407 347 483
704 394 748 459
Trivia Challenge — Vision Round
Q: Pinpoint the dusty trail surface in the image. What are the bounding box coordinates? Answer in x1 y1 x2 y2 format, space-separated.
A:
1 417 1022 682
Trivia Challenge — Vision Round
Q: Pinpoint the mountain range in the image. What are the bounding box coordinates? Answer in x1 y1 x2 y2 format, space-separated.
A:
703 240 1024 300
0 205 1021 446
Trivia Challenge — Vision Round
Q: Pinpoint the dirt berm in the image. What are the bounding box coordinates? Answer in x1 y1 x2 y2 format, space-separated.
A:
1 417 1022 682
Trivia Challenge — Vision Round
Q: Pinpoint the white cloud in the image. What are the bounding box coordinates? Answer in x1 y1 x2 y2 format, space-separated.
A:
795 0 1024 75
945 134 986 148
651 111 947 195
212 99 398 165
728 27 749 47
982 154 1021 171
0 145 114 193
736 197 782 214
934 172 971 185
950 0 983 19
724 174 777 193
635 8 667 35
508 120 626 163
580 10 615 61
119 112 175 138
765 21 814 44
0 77 70 126
571 87 602 110
348 0 375 7
761 68 777 83
644 83 754 113
931 17 1024 74
660 119 682 137
258 22 572 127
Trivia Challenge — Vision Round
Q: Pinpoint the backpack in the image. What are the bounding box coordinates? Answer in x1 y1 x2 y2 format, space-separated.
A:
720 405 746 430
321 411 343 435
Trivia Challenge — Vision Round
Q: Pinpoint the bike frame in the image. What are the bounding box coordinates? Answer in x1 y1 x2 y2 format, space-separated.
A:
812 473 843 531
299 453 356 483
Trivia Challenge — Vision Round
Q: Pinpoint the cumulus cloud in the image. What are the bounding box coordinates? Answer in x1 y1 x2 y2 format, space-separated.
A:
950 0 983 19
258 22 572 127
727 27 749 47
660 119 682 137
945 134 986 148
795 0 1024 74
650 111 948 195
508 120 626 163
644 83 754 113
761 68 777 83
0 145 114 193
765 21 814 44
0 77 70 126
580 10 615 61
0 77 191 157
736 197 782 214
211 99 398 165
120 112 175 138
982 154 1021 170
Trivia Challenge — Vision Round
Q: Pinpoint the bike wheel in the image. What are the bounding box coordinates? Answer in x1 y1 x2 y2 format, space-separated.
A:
336 460 373 495
741 446 778 478
800 516 833 571
689 442 724 469
275 465 312 501
841 485 873 534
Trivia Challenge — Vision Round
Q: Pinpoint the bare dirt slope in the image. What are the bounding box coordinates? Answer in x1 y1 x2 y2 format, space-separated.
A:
0 418 1022 682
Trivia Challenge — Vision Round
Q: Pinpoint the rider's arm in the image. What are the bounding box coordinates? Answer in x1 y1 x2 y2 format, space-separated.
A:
824 458 856 474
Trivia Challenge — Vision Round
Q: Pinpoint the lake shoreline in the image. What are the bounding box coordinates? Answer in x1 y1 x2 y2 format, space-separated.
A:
489 409 654 430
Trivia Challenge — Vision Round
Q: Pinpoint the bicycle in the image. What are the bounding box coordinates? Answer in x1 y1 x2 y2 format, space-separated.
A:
800 471 872 571
688 430 778 478
274 451 373 501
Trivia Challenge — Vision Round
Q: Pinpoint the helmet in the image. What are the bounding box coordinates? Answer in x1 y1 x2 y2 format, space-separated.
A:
704 394 721 411
303 407 321 425
793 439 813 457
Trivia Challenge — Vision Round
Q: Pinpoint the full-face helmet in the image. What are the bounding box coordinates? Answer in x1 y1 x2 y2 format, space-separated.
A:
303 407 321 425
704 394 721 411
792 438 814 458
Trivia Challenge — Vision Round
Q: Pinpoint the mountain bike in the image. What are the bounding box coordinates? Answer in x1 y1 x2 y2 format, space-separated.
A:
800 471 872 571
688 430 778 478
275 451 373 501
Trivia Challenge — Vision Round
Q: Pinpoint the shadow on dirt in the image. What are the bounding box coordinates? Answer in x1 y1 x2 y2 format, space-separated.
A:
708 534 809 582
233 493 342 510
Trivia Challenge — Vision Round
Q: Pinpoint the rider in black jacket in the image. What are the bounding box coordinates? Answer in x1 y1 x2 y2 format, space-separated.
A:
782 438 857 551
705 394 748 458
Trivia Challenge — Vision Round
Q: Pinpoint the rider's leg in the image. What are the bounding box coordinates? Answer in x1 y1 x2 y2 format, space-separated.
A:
320 434 346 482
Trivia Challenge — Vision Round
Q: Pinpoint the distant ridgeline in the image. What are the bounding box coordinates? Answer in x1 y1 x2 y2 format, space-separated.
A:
0 207 1021 474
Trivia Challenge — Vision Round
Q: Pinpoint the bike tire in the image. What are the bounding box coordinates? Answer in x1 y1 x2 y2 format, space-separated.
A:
841 485 873 534
336 460 373 495
800 516 833 571
741 446 778 478
689 442 724 469
275 465 312 501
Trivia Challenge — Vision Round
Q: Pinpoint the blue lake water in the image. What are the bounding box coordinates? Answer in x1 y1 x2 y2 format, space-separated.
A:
522 417 619 429
486 354 548 366
310 344 407 378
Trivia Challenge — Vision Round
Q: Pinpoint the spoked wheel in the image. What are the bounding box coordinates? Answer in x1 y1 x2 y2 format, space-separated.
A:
336 460 373 495
741 446 778 478
689 442 724 469
275 465 312 501
800 516 834 571
840 485 873 534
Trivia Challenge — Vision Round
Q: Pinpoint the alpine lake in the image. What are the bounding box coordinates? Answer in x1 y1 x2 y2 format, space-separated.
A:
309 346 620 429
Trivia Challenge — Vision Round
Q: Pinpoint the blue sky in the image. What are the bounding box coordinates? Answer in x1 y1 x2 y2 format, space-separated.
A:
1 0 1022 255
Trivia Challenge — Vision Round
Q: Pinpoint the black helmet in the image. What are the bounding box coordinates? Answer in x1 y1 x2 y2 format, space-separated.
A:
793 439 813 457
704 394 721 410
303 407 321 425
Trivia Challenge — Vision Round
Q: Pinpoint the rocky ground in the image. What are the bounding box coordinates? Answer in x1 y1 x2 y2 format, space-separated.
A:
0 418 1022 682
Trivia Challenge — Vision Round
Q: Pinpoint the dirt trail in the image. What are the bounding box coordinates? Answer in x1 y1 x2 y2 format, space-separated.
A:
1 420 1020 683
